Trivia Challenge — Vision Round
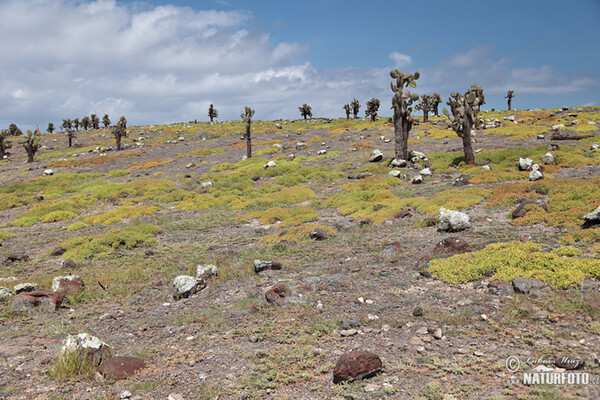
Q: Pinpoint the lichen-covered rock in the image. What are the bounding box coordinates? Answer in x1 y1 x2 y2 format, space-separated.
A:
529 164 543 181
391 158 407 168
433 237 472 257
61 333 111 367
0 286 14 300
196 264 217 280
408 150 426 161
388 170 402 177
368 149 383 162
265 283 290 306
438 207 470 232
333 351 382 384
419 168 432 176
264 160 276 169
14 283 39 294
411 175 423 184
518 157 533 171
52 275 85 295
254 260 282 273
541 152 555 164
172 275 205 300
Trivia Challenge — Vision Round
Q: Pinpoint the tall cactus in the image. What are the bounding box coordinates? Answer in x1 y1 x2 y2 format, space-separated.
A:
208 104 218 122
47 123 55 134
390 69 420 161
102 114 111 128
73 118 80 131
351 98 361 119
415 94 433 123
66 128 76 148
505 90 515 111
343 104 351 120
365 98 380 122
298 104 312 120
21 129 41 163
241 106 255 158
431 93 442 116
113 116 127 151
0 129 11 159
442 84 484 165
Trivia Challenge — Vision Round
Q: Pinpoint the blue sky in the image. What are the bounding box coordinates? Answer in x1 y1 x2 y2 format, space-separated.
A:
1 0 598 129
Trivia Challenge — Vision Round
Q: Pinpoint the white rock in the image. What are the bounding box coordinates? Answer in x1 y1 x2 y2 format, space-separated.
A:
439 207 470 231
583 205 600 222
389 170 402 177
201 181 213 189
391 159 407 168
591 144 600 150
178 136 185 141
196 264 217 279
541 152 555 164
14 283 38 294
419 168 432 176
529 165 543 181
411 175 423 184
44 169 54 176
264 160 276 169
168 394 185 400
172 275 201 300
369 149 383 162
52 275 81 292
552 124 564 131
120 391 132 399
588 120 596 125
408 150 426 160
518 157 533 171
275 123 282 129
62 333 105 353
482 165 491 171
504 115 515 121
536 134 545 139
317 149 327 155
0 287 14 300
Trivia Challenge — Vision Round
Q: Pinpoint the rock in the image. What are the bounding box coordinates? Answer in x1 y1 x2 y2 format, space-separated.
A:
275 123 282 129
50 246 66 256
340 319 361 330
411 175 423 184
438 207 470 232
482 165 491 170
583 206 600 225
388 170 402 177
44 169 54 176
333 351 382 384
408 150 426 161
97 356 146 380
317 149 327 155
358 219 372 226
340 329 358 337
512 277 546 294
381 242 402 258
10 290 65 313
347 172 373 180
60 259 77 269
536 134 545 139
419 168 432 176
529 164 543 181
518 157 533 171
541 153 555 164
391 159 407 168
369 149 383 162
394 208 412 218
552 124 564 131
52 275 85 295
0 287 14 300
432 237 472 257
201 181 212 189
309 228 329 240
504 115 515 121
547 144 560 151
3 253 29 265
453 176 468 186
61 333 110 367
592 144 600 150
432 328 443 340
13 283 38 294
196 264 218 280
412 306 424 317
253 260 282 273
512 198 547 219
265 283 290 306
172 275 205 300
264 160 276 169
119 391 132 399
251 175 260 181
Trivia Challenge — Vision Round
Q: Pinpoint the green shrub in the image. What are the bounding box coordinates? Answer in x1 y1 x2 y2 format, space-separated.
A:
67 222 88 231
108 169 131 177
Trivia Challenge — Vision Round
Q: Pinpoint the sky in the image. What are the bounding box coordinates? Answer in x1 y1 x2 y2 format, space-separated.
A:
1 0 599 130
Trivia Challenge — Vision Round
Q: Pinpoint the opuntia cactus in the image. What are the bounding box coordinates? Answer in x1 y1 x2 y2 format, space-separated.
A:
442 83 484 165
343 104 351 120
102 114 111 128
298 104 312 120
21 129 41 162
47 123 55 134
208 104 218 122
431 93 442 116
73 118 80 131
365 98 380 122
505 90 515 111
66 128 76 148
241 106 255 158
351 98 361 119
415 94 433 123
81 116 90 130
91 114 100 130
112 116 127 151
62 119 72 131
0 129 12 159
390 69 420 160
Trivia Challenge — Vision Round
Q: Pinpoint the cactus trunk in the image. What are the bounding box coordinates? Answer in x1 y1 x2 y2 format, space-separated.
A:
116 135 122 151
422 108 428 123
68 136 72 148
393 109 409 161
507 98 512 111
461 105 475 165
246 123 252 158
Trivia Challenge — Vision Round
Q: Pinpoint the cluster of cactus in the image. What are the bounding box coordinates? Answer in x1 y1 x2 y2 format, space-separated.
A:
102 114 111 127
241 106 255 158
112 116 128 151
365 98 380 122
390 69 420 160
342 104 351 119
90 114 100 130
415 94 433 123
7 123 22 136
351 98 361 119
442 83 484 165
47 123 55 133
431 93 442 116
20 129 41 163
0 129 12 159
298 104 312 120
208 104 218 122
505 90 515 110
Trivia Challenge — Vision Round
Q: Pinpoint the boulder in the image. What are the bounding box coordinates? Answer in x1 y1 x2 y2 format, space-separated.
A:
196 264 218 281
10 290 65 313
309 228 329 240
529 164 543 181
264 160 276 169
254 260 282 273
265 283 290 306
97 356 146 380
419 168 432 176
518 158 533 171
583 206 600 226
0 286 14 300
61 333 111 367
432 237 472 257
368 149 383 162
411 175 423 184
44 169 54 176
3 253 29 265
388 170 402 177
512 277 547 294
488 280 515 296
408 150 426 161
14 283 38 294
391 158 407 168
172 275 205 300
60 259 77 269
541 152 555 164
50 246 66 256
438 207 470 232
52 275 85 295
333 351 382 384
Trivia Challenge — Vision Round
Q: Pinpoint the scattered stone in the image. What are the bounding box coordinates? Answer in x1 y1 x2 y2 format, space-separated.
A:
265 283 290 306
433 328 443 340
388 170 402 177
512 277 546 294
411 175 423 184
432 237 472 257
14 283 38 294
381 242 402 258
0 287 14 300
453 176 468 186
61 333 111 367
317 149 327 155
264 160 276 169
3 253 29 265
518 157 533 171
536 134 545 139
253 260 282 273
541 153 555 164
97 356 146 380
583 205 600 226
309 228 329 240
369 149 383 162
201 181 212 189
529 164 543 181
482 165 491 170
43 169 54 176
333 351 382 384
419 168 432 176
413 306 424 317
358 219 372 226
340 329 358 337
592 144 600 150
394 208 412 219
196 264 218 280
168 394 184 400
488 280 515 295
50 246 66 256
347 172 373 180
172 275 205 300
251 175 260 181
340 319 361 330
547 143 560 151
438 207 470 232
391 159 407 168
408 150 426 161
275 123 282 129
52 275 85 295
120 391 132 399
60 259 77 269
10 290 65 313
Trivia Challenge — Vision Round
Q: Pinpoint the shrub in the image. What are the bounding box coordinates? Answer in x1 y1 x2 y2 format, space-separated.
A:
259 223 337 244
67 222 88 231
0 229 15 243
108 169 131 177
237 207 319 227
83 206 160 225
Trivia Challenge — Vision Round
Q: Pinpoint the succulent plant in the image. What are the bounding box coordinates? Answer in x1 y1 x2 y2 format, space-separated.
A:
112 116 128 151
73 118 80 131
241 106 255 158
47 123 55 134
61 119 72 131
208 104 218 122
102 114 111 128
7 123 22 137
91 114 100 130
415 94 433 123
21 129 41 162
66 128 76 148
343 104 351 120
431 93 442 116
298 104 312 120
81 116 90 131
389 69 420 160
442 83 485 165
351 98 361 119
365 98 380 122
505 90 515 111
0 129 12 159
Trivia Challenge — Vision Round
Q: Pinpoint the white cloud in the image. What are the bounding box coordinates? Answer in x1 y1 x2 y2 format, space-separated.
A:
389 52 412 68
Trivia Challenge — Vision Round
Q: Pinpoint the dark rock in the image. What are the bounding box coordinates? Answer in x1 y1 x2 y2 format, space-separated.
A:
358 219 372 226
453 176 469 186
347 172 373 180
419 271 432 278
60 259 77 269
512 198 547 219
415 255 431 269
251 176 260 181
412 306 424 317
547 144 560 151
309 228 328 240
381 242 402 258
432 237 472 257
553 357 585 370
265 283 290 306
513 277 546 294
10 290 65 313
145 249 155 256
97 356 146 380
3 253 29 265
340 319 361 330
488 280 514 295
394 208 413 218
254 260 282 273
333 350 382 384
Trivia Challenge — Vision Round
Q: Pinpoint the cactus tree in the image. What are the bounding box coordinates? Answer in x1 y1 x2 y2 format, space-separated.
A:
21 129 41 162
81 116 90 130
298 104 312 120
416 94 433 123
66 128 76 148
47 123 55 134
91 114 100 130
102 114 111 128
62 119 72 131
442 84 484 166
343 104 351 120
241 106 255 158
113 116 127 151
208 104 218 122
365 98 380 122
351 98 361 119
0 129 12 159
505 90 515 111
390 69 420 161
431 93 442 116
